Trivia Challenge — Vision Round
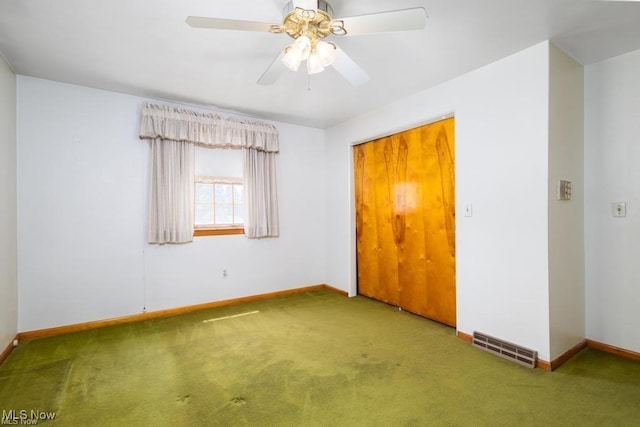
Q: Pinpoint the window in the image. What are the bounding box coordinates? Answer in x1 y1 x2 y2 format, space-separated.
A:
140 103 278 243
193 147 244 237
194 178 244 236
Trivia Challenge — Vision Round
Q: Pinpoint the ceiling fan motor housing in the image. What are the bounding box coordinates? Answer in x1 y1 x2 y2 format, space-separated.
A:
282 0 334 18
279 0 338 40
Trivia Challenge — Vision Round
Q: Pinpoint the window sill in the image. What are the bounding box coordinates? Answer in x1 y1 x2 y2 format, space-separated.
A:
194 227 244 237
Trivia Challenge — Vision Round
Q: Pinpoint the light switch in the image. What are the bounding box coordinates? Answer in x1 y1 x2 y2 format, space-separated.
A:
464 204 473 217
557 180 572 201
612 202 626 217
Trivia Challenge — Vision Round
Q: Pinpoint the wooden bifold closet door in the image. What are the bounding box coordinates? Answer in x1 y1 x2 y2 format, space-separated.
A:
354 117 456 326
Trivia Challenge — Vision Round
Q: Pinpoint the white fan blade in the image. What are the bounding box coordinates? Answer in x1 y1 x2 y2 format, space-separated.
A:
186 16 275 32
335 8 427 36
257 51 287 85
331 47 369 86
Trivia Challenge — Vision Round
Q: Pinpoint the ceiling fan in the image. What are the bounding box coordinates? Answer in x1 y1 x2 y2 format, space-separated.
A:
186 0 428 86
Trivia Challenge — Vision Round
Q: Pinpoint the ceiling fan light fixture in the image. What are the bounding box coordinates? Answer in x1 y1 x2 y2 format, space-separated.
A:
294 35 312 53
282 45 303 71
187 2 428 86
307 51 325 74
282 35 312 71
315 40 336 67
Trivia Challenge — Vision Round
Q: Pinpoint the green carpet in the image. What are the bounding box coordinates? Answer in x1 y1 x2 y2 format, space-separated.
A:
1 290 639 426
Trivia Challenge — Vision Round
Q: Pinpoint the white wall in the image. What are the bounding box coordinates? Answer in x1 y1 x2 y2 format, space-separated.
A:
585 49 640 353
17 77 326 331
0 55 18 348
326 42 553 360
12 44 639 359
547 44 585 360
143 119 326 311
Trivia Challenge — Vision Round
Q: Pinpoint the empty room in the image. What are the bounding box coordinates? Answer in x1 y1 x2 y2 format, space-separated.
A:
1 0 639 425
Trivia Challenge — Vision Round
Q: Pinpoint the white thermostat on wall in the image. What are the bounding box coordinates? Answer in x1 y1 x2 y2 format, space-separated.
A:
557 180 572 201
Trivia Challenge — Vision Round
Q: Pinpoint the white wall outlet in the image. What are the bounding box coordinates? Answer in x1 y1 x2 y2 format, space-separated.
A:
222 269 229 278
612 202 626 217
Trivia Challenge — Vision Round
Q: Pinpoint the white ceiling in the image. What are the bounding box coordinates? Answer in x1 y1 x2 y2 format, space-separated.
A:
1 0 639 128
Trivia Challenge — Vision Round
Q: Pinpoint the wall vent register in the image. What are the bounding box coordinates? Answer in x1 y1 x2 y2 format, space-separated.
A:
472 331 538 368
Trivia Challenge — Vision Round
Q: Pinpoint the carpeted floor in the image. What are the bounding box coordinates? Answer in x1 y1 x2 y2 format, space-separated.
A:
1 289 639 426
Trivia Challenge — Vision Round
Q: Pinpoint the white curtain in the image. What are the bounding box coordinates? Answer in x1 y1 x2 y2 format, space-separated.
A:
139 103 279 152
148 138 194 244
244 148 279 239
139 102 280 243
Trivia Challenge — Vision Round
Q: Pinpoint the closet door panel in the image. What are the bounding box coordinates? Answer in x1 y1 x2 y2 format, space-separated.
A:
416 120 456 326
354 139 399 305
355 118 455 326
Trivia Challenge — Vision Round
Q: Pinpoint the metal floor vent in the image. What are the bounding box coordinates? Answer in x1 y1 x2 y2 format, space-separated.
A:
472 331 537 368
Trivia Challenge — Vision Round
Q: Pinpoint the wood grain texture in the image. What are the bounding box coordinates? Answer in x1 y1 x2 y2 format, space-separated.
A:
536 359 552 371
550 340 588 370
354 118 456 326
456 331 473 343
587 339 640 361
194 227 244 237
0 335 18 366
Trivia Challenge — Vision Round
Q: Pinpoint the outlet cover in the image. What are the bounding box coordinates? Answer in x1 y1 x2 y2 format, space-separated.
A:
612 202 626 217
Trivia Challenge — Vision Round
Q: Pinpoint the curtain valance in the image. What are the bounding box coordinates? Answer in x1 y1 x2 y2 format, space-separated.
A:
138 102 279 153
